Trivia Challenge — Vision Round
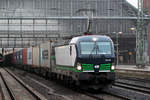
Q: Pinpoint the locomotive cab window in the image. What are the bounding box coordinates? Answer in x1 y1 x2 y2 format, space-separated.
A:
80 42 111 55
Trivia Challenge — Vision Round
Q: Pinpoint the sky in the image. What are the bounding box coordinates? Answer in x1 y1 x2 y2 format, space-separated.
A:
127 0 138 8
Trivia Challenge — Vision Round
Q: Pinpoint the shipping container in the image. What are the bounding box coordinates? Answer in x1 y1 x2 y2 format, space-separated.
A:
13 49 16 64
18 50 23 64
23 48 27 65
4 49 15 65
40 42 51 68
14 52 17 64
12 49 15 64
27 47 32 65
32 46 40 67
14 48 22 64
14 50 18 64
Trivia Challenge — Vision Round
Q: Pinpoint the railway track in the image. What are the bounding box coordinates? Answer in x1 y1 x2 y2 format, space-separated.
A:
7 67 150 100
7 67 129 100
114 81 150 94
18 71 129 100
107 80 150 100
117 76 150 83
0 68 46 100
79 90 130 100
25 75 129 100
28 78 130 100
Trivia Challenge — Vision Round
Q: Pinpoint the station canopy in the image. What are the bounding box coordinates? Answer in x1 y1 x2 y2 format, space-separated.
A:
0 0 146 48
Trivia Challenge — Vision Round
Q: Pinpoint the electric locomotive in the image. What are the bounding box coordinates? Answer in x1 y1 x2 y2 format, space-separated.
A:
54 35 115 89
4 35 115 90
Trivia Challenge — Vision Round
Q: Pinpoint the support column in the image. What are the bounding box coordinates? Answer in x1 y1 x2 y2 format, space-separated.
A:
136 0 148 67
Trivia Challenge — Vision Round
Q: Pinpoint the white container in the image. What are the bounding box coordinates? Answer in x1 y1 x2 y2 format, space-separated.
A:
40 42 51 68
32 46 40 67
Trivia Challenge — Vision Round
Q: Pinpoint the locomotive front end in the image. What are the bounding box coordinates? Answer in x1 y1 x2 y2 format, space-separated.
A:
74 35 115 89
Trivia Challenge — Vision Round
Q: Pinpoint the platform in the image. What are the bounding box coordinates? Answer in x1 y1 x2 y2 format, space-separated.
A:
116 65 150 72
116 65 150 79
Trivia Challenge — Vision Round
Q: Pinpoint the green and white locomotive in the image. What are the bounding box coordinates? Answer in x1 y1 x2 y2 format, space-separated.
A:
7 35 115 90
53 35 115 89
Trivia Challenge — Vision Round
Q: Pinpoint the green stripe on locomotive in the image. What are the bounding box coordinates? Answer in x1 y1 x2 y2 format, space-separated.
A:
56 63 114 72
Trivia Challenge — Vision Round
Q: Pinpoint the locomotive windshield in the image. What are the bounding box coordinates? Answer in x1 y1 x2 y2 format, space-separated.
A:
80 42 111 55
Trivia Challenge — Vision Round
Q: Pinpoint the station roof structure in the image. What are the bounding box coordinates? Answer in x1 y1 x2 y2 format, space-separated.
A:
0 0 149 48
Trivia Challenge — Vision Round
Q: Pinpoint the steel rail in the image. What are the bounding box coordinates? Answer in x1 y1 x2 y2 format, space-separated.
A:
4 68 47 100
7 67 130 100
74 87 130 100
117 77 150 83
102 90 130 100
0 72 16 100
78 91 104 100
114 81 150 94
79 89 131 100
116 81 150 90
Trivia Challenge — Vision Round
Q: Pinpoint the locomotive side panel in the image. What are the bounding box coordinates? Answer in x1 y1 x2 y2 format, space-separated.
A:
55 45 77 67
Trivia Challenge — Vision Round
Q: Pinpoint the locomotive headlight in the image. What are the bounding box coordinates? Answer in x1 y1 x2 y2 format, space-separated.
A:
77 63 82 71
92 37 97 42
111 65 115 70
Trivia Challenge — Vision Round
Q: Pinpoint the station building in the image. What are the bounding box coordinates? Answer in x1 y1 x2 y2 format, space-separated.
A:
0 0 149 65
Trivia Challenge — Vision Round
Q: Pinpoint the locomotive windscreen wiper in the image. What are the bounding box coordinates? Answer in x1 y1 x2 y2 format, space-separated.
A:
89 42 99 59
91 43 99 55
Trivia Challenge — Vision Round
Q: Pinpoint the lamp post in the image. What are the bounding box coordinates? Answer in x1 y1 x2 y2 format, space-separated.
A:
114 32 122 66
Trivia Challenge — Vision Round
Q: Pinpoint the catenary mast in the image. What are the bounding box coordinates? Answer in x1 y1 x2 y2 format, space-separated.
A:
136 0 148 67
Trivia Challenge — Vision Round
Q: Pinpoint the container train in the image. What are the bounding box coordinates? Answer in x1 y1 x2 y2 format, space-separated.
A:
4 35 115 89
